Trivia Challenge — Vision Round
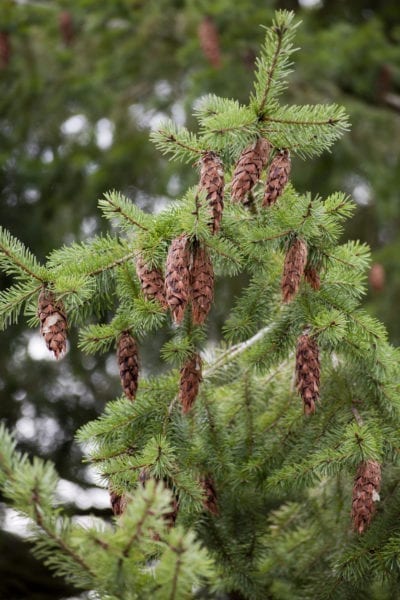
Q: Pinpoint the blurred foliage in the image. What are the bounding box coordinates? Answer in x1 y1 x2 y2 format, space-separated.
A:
0 0 399 596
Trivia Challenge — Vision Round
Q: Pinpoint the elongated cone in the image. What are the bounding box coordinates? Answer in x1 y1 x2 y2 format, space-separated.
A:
369 263 385 292
37 288 68 359
281 238 308 303
59 11 75 46
136 254 167 308
199 151 224 234
262 149 291 207
110 490 127 516
304 265 321 291
200 475 219 515
179 353 202 413
0 32 10 69
117 331 139 401
198 16 221 68
231 138 270 203
191 244 214 325
139 468 179 528
165 234 191 324
295 333 320 415
351 460 381 534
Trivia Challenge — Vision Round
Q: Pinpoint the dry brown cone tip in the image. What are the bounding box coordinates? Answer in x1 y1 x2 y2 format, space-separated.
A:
179 353 202 414
295 333 320 415
351 460 381 534
110 490 127 516
165 234 191 324
37 288 68 360
190 244 214 325
200 475 219 515
304 265 321 291
281 238 308 303
199 151 224 235
136 254 167 308
231 138 270 203
117 331 139 401
262 149 291 207
198 16 221 68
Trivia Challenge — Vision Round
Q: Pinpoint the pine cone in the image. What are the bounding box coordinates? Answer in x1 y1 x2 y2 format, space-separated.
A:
136 254 167 308
262 149 291 207
281 238 308 303
369 263 385 292
139 468 179 528
179 353 202 413
37 288 68 360
191 244 214 325
351 460 381 534
199 151 224 234
231 138 270 203
198 16 221 68
59 11 75 46
117 331 139 401
110 490 127 516
0 32 10 69
165 234 191 324
304 265 321 291
295 333 320 415
200 475 219 515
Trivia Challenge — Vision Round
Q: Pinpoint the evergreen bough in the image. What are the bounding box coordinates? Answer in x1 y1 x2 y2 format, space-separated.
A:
1 11 400 599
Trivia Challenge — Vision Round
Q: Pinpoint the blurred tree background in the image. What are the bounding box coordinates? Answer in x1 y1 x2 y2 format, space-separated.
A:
0 0 399 597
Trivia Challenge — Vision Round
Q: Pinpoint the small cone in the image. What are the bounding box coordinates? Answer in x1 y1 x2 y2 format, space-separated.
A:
179 353 202 413
165 234 191 324
231 138 270 203
117 331 139 401
351 460 381 534
0 32 10 69
136 254 167 308
199 151 224 235
139 468 179 528
110 490 127 516
191 244 214 325
59 11 75 46
200 475 219 515
281 238 308 303
295 333 320 415
198 16 221 68
369 263 385 292
304 265 321 291
37 288 68 360
262 149 291 207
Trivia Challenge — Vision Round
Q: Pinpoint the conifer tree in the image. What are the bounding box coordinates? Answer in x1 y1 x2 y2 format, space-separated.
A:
1 11 400 599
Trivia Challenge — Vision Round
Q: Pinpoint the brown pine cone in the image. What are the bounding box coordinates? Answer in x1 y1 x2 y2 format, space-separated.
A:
231 138 270 203
191 244 214 325
59 11 75 46
369 263 385 293
198 16 221 68
117 331 139 401
136 254 167 308
295 333 320 415
139 468 179 528
37 288 68 360
200 475 219 515
351 460 381 534
304 265 321 291
0 32 10 69
179 353 202 413
199 151 224 234
262 149 291 207
165 234 191 324
110 490 127 516
281 238 308 303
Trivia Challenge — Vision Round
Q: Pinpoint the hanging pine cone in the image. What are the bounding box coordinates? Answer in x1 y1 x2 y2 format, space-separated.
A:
199 151 224 234
179 353 202 413
351 460 381 534
304 265 321 291
262 149 291 207
281 238 308 303
37 288 68 360
110 490 127 516
0 32 10 69
198 16 221 68
139 468 179 528
200 475 219 515
117 331 139 401
231 138 270 203
295 333 320 415
59 11 75 46
369 263 385 292
136 254 167 308
165 234 191 324
190 244 214 325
